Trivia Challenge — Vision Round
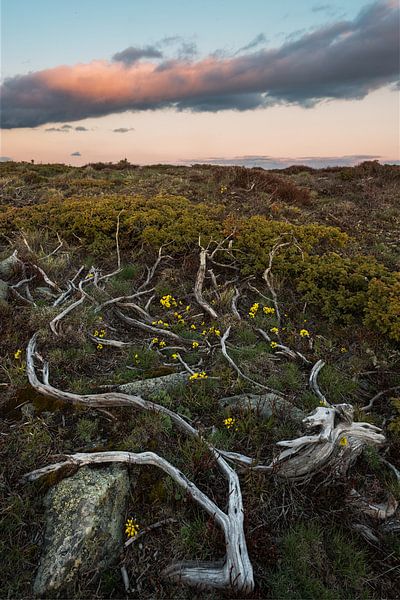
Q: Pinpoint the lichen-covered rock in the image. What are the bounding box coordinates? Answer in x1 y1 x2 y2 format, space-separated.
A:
33 465 130 596
219 393 305 423
0 251 19 279
0 279 8 302
118 371 188 397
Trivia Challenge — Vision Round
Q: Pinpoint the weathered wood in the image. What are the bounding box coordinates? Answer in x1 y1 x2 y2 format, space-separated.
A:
194 248 218 320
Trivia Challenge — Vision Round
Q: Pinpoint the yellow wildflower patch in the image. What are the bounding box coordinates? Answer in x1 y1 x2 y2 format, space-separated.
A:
299 329 310 337
125 518 140 538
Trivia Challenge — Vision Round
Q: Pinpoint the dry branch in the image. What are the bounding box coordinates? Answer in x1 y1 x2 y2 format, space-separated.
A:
194 247 218 320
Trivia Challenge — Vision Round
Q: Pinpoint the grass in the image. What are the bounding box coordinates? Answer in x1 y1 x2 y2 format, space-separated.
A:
0 160 399 599
267 523 370 600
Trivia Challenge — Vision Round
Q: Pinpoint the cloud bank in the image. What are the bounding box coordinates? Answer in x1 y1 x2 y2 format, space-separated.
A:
185 154 386 169
1 1 398 128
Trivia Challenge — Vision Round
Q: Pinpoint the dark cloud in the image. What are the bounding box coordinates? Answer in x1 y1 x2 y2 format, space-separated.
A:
235 33 267 54
61 124 73 129
0 156 13 162
312 4 333 12
1 1 398 128
45 127 69 132
112 45 163 65
112 127 135 133
158 36 198 58
184 154 385 169
70 151 81 156
75 126 89 131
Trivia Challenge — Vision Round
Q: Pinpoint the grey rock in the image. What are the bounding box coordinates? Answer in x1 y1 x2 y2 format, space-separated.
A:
219 393 305 423
0 252 19 280
119 371 189 397
34 465 130 596
36 286 57 298
0 279 8 302
21 402 35 419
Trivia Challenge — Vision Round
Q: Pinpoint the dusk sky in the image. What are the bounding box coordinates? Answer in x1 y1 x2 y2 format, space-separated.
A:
1 0 399 167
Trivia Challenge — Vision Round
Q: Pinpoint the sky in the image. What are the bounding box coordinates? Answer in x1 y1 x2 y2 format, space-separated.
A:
0 0 399 167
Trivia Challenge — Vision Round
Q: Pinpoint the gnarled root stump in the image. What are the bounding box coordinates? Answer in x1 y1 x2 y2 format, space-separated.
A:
270 404 386 480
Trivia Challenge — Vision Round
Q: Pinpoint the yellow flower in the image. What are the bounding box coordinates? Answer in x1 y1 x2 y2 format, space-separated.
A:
178 319 185 325
190 324 197 330
152 321 157 325
299 329 310 337
14 349 22 360
223 417 236 430
248 302 259 318
171 353 179 360
99 329 106 338
97 343 103 350
185 305 191 312
270 341 278 349
189 371 208 380
339 436 348 447
263 306 275 315
214 329 221 337
163 322 169 328
192 341 199 349
201 330 207 336
160 294 177 309
159 340 166 348
151 337 158 344
93 330 99 337
86 273 94 279
270 327 279 334
125 518 140 538
340 347 348 353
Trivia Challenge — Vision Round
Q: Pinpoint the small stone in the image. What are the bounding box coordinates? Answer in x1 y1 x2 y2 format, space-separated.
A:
33 465 130 596
219 393 305 423
21 402 35 419
0 279 8 302
118 371 188 397
0 252 19 280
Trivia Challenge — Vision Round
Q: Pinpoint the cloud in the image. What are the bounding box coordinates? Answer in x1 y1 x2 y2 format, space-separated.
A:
235 33 267 54
45 125 89 131
1 1 398 128
112 127 135 133
70 151 81 156
158 36 198 58
112 45 163 65
45 127 69 132
0 156 13 162
184 154 385 169
312 4 333 12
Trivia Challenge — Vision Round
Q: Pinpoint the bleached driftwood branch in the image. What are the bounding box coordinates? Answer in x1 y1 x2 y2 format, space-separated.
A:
25 333 254 594
194 246 218 320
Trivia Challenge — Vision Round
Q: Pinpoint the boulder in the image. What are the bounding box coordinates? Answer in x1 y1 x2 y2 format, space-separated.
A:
219 392 305 423
33 465 130 596
118 371 188 397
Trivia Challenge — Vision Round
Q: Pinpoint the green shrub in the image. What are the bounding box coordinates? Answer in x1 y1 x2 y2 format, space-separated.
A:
365 274 400 341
